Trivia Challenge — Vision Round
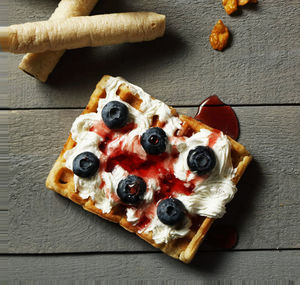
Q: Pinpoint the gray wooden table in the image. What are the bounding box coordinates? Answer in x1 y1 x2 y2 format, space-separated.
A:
3 0 300 283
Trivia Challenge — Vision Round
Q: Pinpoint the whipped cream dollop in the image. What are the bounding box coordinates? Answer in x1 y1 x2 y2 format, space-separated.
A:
64 76 237 244
175 130 237 218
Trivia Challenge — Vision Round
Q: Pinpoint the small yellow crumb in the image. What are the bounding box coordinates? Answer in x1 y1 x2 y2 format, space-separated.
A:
222 0 238 15
209 20 230 51
238 0 257 6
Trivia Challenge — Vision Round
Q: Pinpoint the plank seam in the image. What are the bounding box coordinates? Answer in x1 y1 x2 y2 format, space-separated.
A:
2 248 300 256
3 103 300 112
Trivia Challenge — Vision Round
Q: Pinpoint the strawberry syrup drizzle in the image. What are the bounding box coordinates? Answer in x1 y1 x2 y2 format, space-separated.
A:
90 120 199 230
90 121 137 154
136 216 151 230
104 149 196 230
205 225 238 249
134 203 156 230
208 130 221 148
90 120 112 138
194 95 239 140
89 118 223 233
105 151 194 200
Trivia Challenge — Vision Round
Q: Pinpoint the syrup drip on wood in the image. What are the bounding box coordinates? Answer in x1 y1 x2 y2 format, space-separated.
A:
194 95 239 140
205 225 238 249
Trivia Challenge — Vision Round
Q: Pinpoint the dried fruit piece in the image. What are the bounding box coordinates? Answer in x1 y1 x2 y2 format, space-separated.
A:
209 20 230 51
222 0 238 15
238 0 257 6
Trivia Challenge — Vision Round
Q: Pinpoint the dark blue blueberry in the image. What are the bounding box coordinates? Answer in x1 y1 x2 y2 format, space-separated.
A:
157 198 186 226
117 175 146 205
101 101 129 129
187 146 216 176
72 152 100 178
141 127 167 155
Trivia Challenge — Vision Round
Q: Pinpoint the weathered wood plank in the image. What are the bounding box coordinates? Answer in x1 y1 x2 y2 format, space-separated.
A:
4 251 300 281
7 106 300 253
0 0 9 26
0 211 8 253
7 0 300 108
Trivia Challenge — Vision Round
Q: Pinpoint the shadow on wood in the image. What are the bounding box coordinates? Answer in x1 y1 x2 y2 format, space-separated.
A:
188 159 262 270
46 31 186 92
230 1 260 17
200 159 262 250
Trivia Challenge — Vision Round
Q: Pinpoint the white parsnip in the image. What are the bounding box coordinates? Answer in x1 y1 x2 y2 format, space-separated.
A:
1 12 166 54
18 0 99 82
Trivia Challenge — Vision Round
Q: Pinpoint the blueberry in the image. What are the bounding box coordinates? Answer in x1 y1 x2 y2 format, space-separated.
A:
101 101 129 129
117 175 146 205
187 146 216 176
141 127 167 155
157 198 186 226
73 152 100 178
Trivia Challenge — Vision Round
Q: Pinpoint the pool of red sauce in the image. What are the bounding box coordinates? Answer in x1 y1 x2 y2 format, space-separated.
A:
205 225 238 249
194 95 239 140
90 119 221 230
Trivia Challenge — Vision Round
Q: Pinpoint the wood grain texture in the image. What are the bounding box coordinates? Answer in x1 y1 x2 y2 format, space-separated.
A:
4 0 300 280
0 0 9 26
0 212 8 253
7 106 300 253
7 0 300 108
4 251 300 281
2 281 299 285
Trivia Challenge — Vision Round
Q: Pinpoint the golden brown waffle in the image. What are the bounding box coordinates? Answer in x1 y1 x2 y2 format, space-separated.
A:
46 75 252 263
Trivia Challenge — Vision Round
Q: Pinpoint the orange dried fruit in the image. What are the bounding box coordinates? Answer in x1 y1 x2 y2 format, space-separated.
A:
209 20 230 51
222 0 238 15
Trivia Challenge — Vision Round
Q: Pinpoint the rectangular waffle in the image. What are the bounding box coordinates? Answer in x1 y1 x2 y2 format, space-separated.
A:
46 75 252 263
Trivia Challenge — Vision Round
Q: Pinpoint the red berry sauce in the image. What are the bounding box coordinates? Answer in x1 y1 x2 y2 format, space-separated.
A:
194 95 239 140
205 225 238 249
90 118 221 230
